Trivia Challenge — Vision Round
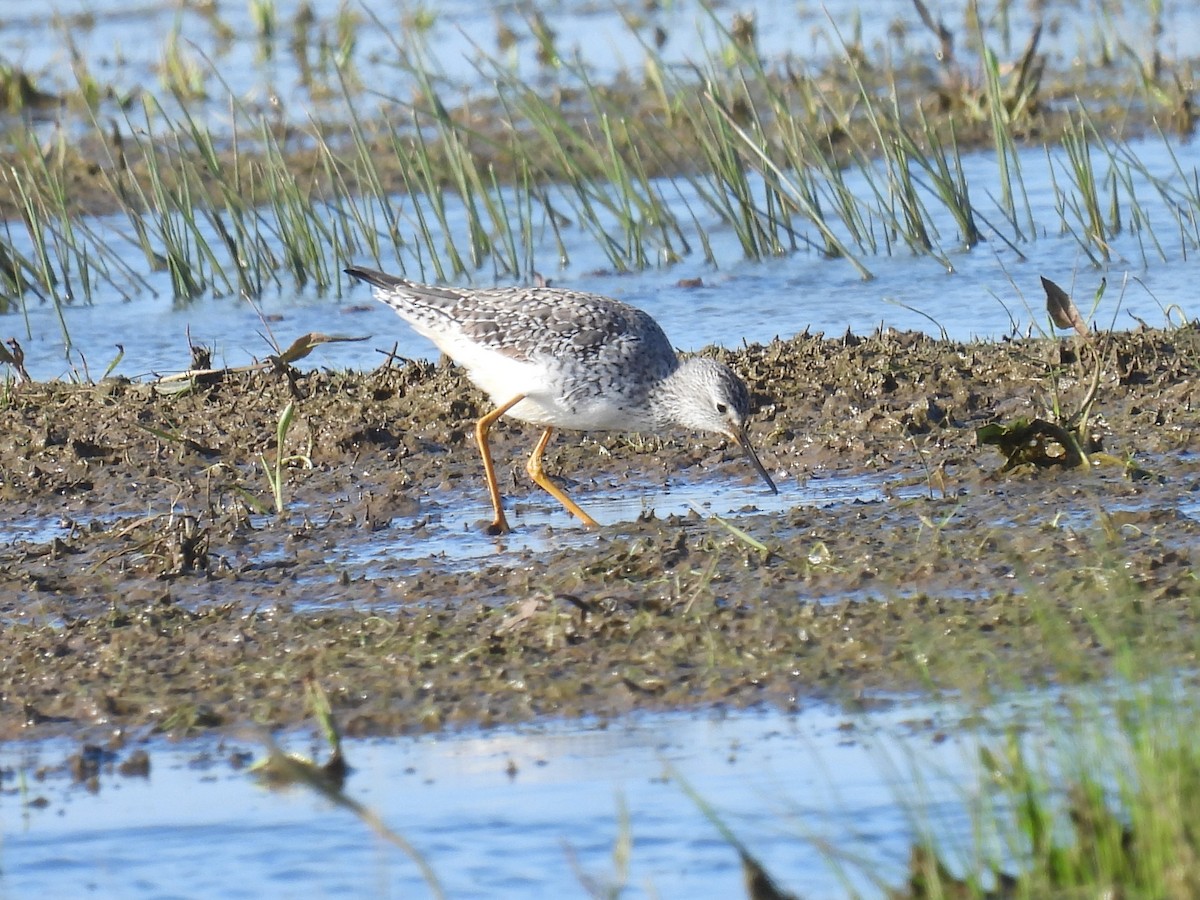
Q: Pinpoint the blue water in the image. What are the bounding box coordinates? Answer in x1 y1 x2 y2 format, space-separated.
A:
3 3 1200 378
4 0 1197 127
7 130 1200 381
2 704 989 898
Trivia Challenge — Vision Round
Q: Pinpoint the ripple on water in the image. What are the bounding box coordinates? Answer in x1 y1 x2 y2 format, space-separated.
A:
1 702 999 898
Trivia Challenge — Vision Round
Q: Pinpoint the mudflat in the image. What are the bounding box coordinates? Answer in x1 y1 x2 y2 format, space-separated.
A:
1 324 1197 739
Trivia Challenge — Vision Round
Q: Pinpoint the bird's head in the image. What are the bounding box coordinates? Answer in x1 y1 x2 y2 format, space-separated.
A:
671 357 777 494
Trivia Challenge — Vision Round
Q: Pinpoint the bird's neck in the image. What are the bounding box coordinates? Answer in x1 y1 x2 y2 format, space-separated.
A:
643 358 697 431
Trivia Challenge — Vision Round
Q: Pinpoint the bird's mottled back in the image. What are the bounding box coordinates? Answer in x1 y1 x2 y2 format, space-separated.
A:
345 266 676 377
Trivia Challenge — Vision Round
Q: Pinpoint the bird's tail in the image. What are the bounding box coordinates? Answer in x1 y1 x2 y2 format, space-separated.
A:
344 266 468 308
344 265 407 290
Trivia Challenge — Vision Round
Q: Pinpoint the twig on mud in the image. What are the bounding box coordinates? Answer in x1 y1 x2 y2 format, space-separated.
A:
154 332 368 392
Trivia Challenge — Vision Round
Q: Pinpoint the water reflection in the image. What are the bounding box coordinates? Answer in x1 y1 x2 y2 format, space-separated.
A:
2 703 988 898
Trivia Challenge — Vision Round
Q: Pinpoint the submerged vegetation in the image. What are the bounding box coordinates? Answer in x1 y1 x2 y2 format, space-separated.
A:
906 684 1200 898
0 0 1198 313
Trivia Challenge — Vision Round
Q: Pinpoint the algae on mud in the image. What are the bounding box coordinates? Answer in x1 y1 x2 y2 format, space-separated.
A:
0 325 1198 739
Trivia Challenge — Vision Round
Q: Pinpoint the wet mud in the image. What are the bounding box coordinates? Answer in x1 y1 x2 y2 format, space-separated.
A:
1 324 1199 739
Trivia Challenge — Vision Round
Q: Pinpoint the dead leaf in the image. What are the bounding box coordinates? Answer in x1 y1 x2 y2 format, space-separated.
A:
276 332 369 365
494 597 543 634
0 338 31 383
1041 276 1089 337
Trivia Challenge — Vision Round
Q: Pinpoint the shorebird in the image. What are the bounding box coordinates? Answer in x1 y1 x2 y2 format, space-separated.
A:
346 266 777 534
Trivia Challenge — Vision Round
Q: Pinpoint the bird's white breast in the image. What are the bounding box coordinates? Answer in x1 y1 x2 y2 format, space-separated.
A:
404 312 662 432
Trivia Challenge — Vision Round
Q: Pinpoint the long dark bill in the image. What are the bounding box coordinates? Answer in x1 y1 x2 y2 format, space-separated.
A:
730 425 778 494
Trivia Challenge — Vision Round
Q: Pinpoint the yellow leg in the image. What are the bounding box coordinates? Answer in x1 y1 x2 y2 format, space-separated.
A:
526 427 600 528
475 394 526 535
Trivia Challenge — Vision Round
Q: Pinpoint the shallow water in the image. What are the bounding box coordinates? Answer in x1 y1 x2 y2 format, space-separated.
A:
9 130 1200 381
4 6 1200 379
7 0 1196 132
325 469 919 580
3 703 991 898
0 465 926 609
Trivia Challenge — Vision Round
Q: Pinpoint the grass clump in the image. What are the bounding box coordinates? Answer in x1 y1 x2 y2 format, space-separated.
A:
891 679 1200 899
3 1 1200 306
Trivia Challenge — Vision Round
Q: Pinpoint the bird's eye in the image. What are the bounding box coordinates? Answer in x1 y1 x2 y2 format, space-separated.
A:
716 402 727 414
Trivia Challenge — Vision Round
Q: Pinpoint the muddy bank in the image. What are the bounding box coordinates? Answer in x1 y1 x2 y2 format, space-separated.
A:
0 324 1198 738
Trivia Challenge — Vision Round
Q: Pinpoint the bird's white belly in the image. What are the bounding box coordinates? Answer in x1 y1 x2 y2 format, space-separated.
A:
509 392 638 431
422 331 637 432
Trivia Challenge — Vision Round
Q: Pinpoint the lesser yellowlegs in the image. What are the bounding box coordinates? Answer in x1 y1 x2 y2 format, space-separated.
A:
346 266 777 534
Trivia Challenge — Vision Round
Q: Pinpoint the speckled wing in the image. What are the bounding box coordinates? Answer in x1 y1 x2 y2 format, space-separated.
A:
348 267 678 382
